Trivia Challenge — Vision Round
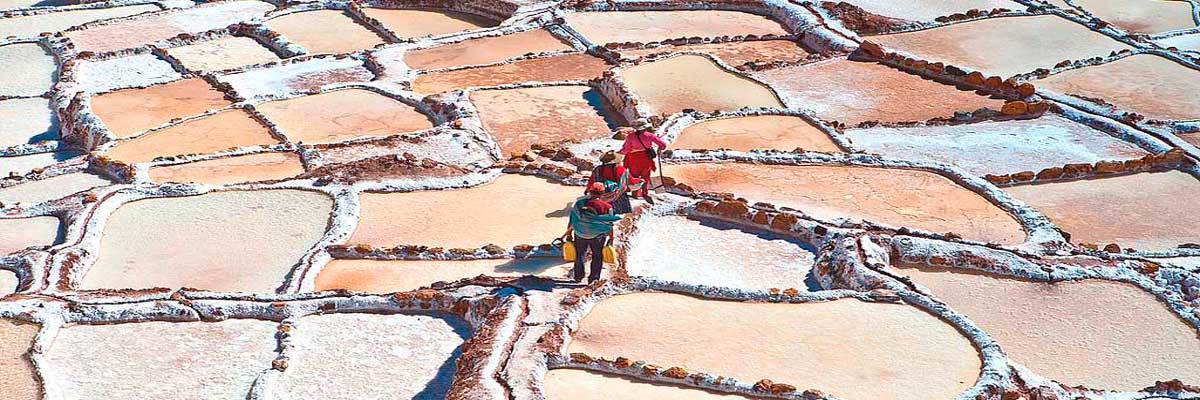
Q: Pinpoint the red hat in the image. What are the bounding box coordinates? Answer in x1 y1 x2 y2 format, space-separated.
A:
587 182 606 194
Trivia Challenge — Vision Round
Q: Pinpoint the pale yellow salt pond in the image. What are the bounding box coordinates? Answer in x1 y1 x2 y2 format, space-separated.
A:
621 54 783 115
0 173 110 206
266 10 384 55
42 320 276 399
1067 0 1196 34
404 29 571 70
148 152 306 185
872 15 1133 78
1005 170 1200 251
315 258 570 293
898 265 1200 391
90 78 232 139
471 85 618 155
411 53 611 94
0 270 17 296
83 190 332 292
1038 54 1200 121
0 43 56 97
350 174 579 248
0 216 60 255
103 108 279 164
0 4 158 38
165 36 280 73
256 89 434 144
0 319 39 400
568 293 981 399
666 163 1026 244
544 369 754 400
361 7 494 39
564 10 789 44
671 115 842 152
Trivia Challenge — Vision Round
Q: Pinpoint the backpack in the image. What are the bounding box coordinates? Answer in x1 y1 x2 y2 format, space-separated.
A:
637 131 657 160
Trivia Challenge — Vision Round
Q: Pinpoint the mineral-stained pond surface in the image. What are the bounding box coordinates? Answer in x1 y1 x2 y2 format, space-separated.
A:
2 1 1199 398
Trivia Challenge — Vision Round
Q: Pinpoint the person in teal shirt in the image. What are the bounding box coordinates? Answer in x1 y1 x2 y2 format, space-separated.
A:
562 182 622 283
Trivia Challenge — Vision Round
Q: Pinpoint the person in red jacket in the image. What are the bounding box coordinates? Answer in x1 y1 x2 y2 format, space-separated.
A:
619 121 667 202
585 151 642 213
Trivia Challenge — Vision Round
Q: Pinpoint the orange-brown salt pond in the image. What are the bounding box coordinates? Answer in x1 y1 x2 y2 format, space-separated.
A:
103 108 278 165
1005 170 1200 250
83 190 332 292
563 10 789 44
361 7 494 39
411 53 610 94
671 115 842 152
666 163 1026 244
871 15 1133 78
164 36 280 73
349 174 579 248
0 319 39 400
0 173 109 206
1037 54 1200 121
404 29 571 70
256 89 434 144
265 10 384 55
1064 0 1196 34
568 293 981 399
897 265 1200 390
616 40 809 66
621 54 784 115
544 369 754 400
0 216 60 255
314 258 570 293
148 152 305 185
471 85 618 155
756 59 1005 124
90 78 231 139
42 320 276 399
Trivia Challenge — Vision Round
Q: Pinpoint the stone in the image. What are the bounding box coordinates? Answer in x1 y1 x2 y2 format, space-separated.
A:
1001 101 1028 115
1017 83 1036 97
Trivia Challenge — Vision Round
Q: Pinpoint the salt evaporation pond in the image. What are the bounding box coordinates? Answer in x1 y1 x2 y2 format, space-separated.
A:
83 190 332 292
617 40 809 66
90 78 231 139
756 59 1005 124
64 0 274 53
315 258 571 293
0 216 61 255
265 10 384 55
404 28 571 70
0 319 39 400
350 174 579 248
0 173 109 206
1159 33 1200 52
1005 170 1200 251
1038 54 1200 121
0 43 56 97
0 152 81 178
257 89 433 144
471 85 619 156
839 0 1018 22
568 293 982 399
276 314 469 399
564 10 789 44
103 108 278 164
0 98 57 148
544 369 755 400
411 53 610 94
42 320 277 399
844 115 1149 175
0 4 158 38
147 152 305 185
872 15 1133 78
165 36 281 73
620 54 783 115
671 115 842 152
898 265 1200 390
361 7 494 39
666 163 1026 244
626 215 816 290
1062 0 1196 34
0 270 18 296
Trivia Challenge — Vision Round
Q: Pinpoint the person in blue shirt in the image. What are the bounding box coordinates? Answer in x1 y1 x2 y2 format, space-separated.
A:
562 182 622 283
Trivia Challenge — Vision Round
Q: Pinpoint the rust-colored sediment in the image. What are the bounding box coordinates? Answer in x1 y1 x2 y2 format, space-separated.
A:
871 15 1132 78
362 8 494 39
0 319 39 400
90 78 232 139
568 293 982 399
756 58 1005 124
471 85 617 155
147 152 306 185
349 174 580 248
563 10 789 44
404 29 571 70
265 10 385 55
666 163 1026 244
411 53 610 94
103 108 279 164
672 115 842 152
898 265 1200 390
1005 170 1200 250
314 258 570 292
256 89 434 144
164 36 281 73
83 190 332 292
544 369 754 399
1037 54 1200 121
0 216 60 255
621 54 784 115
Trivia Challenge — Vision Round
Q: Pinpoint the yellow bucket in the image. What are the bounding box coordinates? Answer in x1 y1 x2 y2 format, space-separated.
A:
561 241 576 261
602 246 615 264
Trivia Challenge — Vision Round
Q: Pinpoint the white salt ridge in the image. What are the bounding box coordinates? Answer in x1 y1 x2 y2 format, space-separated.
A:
74 53 181 93
217 57 372 100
